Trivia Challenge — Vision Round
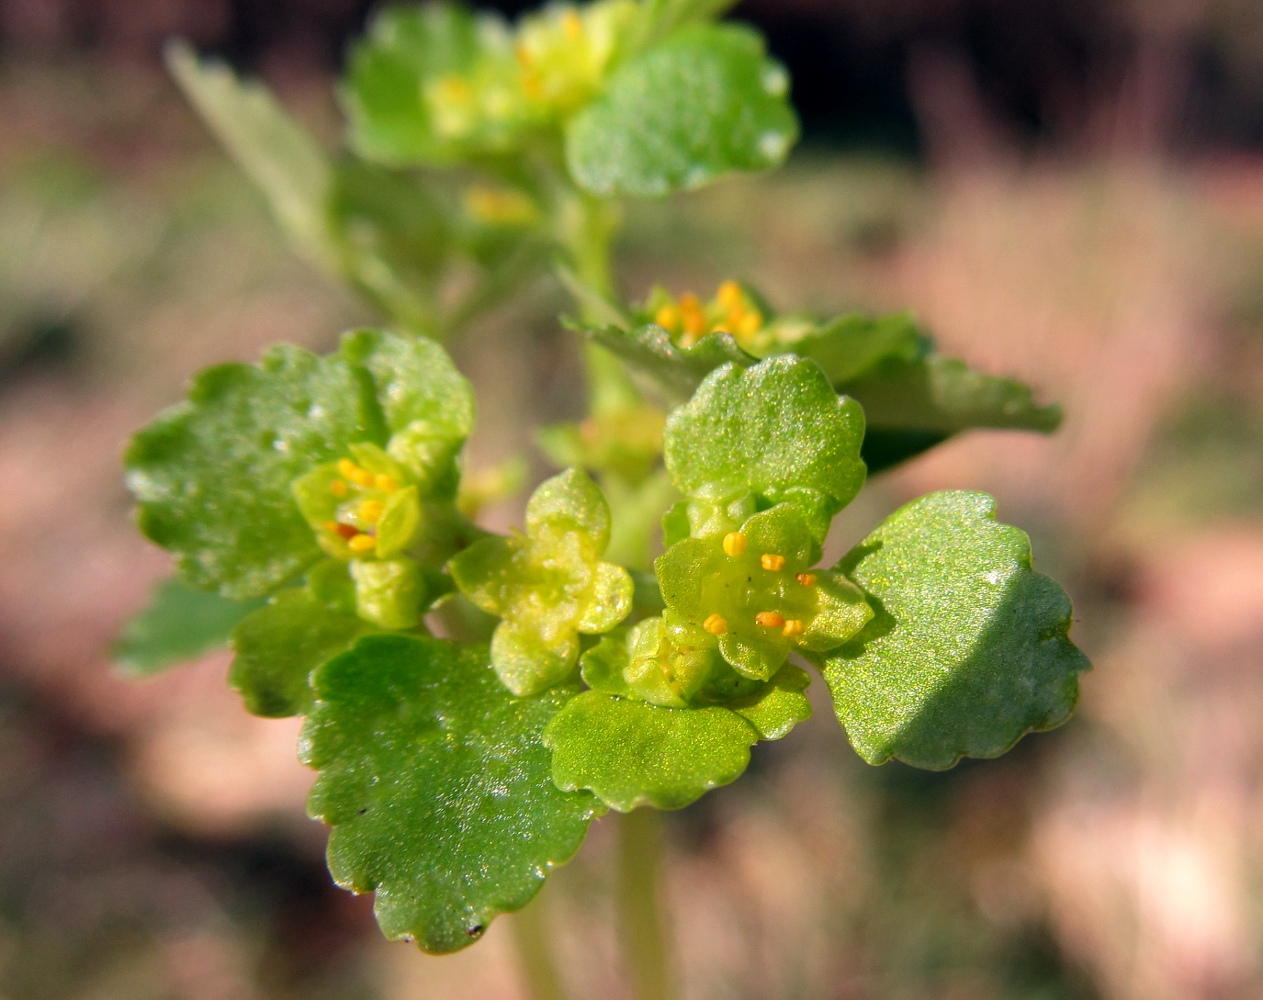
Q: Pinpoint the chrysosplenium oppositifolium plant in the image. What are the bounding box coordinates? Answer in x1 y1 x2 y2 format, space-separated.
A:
118 0 1090 967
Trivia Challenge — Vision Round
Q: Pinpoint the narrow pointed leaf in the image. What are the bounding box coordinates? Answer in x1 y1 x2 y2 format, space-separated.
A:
302 635 601 953
166 42 338 272
113 578 264 676
585 323 756 405
839 355 1062 435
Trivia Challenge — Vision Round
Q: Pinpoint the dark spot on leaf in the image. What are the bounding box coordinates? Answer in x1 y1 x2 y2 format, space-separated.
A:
357 807 368 815
467 924 484 938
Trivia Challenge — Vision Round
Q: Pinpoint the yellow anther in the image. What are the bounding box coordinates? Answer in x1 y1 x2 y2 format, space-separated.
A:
375 474 400 493
796 572 816 587
755 611 786 629
738 310 763 337
435 75 474 104
716 280 743 310
348 533 377 554
761 553 786 572
722 532 747 557
330 479 349 497
338 459 373 487
655 304 681 332
703 613 728 636
358 499 385 524
782 619 805 638
562 9 583 39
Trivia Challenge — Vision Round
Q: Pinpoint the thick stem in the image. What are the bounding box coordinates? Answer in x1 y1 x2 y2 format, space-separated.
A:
617 808 676 1000
511 890 571 1000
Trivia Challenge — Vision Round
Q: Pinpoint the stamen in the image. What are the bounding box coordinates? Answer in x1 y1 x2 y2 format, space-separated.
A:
655 304 681 333
348 534 376 554
782 619 804 638
738 310 762 337
761 553 786 572
716 280 742 309
722 532 747 557
358 500 385 524
330 479 348 497
375 474 400 493
562 9 583 39
330 522 358 540
703 613 728 636
338 459 373 487
755 611 785 628
796 572 816 587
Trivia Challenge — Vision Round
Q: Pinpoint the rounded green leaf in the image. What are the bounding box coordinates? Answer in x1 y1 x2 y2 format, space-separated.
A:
818 491 1090 770
229 588 373 718
126 343 384 599
565 24 799 197
302 635 601 953
126 330 472 600
344 3 518 166
544 691 758 811
664 355 865 541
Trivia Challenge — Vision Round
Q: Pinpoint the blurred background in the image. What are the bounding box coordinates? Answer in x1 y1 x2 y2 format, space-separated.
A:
3 0 1263 997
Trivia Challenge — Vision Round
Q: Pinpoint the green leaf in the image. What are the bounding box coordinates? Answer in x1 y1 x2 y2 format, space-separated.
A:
127 344 380 599
664 355 866 540
343 2 513 166
113 578 264 676
166 42 339 274
585 323 756 405
728 663 812 740
544 691 758 810
839 354 1062 435
303 635 600 953
525 466 611 550
343 329 476 441
566 24 799 197
860 429 951 475
228 588 373 718
788 312 925 385
126 330 472 600
817 491 1089 770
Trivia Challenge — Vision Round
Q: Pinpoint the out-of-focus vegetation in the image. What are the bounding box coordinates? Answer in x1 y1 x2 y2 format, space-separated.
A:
4 0 1263 994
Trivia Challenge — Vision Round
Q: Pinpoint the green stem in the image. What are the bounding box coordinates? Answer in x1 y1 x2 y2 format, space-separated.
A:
511 889 571 1000
616 808 676 1000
